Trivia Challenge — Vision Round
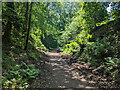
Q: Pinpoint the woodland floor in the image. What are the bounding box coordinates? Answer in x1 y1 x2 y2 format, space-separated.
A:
30 49 120 88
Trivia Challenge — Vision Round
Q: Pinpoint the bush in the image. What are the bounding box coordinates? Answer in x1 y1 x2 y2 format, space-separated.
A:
2 62 41 89
80 35 120 77
62 41 79 54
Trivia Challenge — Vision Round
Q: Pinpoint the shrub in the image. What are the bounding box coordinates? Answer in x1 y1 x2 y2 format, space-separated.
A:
2 62 41 89
62 41 79 54
80 35 120 77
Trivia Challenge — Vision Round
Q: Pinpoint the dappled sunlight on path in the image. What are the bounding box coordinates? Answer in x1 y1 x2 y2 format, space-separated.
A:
31 49 118 88
43 50 98 88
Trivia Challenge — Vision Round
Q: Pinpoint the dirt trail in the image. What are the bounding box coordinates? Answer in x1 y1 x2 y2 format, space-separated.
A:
31 49 99 88
30 49 119 88
44 50 98 88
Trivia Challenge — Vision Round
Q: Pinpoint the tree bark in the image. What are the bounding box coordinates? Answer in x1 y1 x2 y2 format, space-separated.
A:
25 2 33 50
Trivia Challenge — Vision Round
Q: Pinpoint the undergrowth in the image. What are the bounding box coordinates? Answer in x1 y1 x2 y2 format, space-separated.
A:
61 41 79 54
2 43 43 89
80 35 120 78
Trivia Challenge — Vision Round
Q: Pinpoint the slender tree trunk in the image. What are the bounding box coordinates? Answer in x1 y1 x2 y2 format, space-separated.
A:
25 2 33 50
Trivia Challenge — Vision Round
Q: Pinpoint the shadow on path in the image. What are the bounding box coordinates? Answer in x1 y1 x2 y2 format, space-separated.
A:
31 49 119 88
41 50 98 88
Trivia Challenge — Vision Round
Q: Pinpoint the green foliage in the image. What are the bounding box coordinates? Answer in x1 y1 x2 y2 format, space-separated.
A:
76 30 92 45
2 2 120 85
110 2 120 19
2 42 43 88
96 18 116 27
80 35 120 77
62 41 79 54
20 62 41 79
104 57 120 77
2 62 41 89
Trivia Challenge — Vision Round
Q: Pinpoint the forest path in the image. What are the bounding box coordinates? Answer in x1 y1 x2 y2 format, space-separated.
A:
31 49 100 88
43 50 97 88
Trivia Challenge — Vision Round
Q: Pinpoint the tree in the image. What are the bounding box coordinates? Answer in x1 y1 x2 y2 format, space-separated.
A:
25 2 33 50
78 2 108 31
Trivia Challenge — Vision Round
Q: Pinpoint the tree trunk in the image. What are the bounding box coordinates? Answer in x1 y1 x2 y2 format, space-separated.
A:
25 2 33 50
